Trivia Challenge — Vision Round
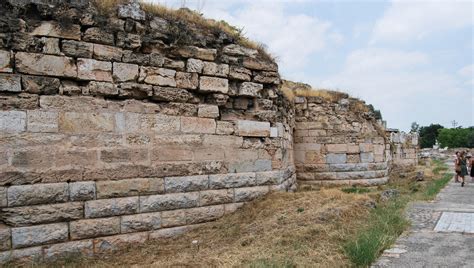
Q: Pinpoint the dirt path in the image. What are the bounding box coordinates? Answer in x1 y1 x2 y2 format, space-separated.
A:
373 166 474 267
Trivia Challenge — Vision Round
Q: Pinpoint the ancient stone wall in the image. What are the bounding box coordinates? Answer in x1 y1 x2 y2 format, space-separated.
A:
0 0 295 262
388 130 419 171
294 95 390 187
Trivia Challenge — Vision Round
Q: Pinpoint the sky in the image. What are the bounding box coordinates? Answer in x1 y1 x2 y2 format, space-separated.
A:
146 0 474 131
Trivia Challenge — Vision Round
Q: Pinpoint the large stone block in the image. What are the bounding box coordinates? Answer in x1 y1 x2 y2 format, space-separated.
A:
360 152 375 163
0 74 21 92
186 58 204 73
59 112 115 133
243 57 278 71
139 67 176 86
0 226 10 251
176 46 217 61
96 178 164 198
175 72 199 89
87 81 118 96
256 170 283 185
118 2 146 20
253 71 280 84
229 159 272 173
0 111 26 133
70 217 120 240
151 147 193 162
78 58 112 82
21 75 60 94
15 52 77 78
43 240 93 261
99 148 148 164
113 62 139 82
198 104 219 118
223 44 258 57
12 223 68 248
0 246 43 264
119 82 153 99
7 183 68 207
140 192 199 213
234 186 269 202
93 232 148 253
185 205 225 225
199 76 229 94
0 50 12 73
83 27 114 45
216 121 235 135
121 212 161 233
93 44 123 61
326 153 347 164
85 197 139 218
149 225 194 240
116 32 142 49
152 86 193 103
181 116 216 134
10 149 55 169
229 66 251 81
202 62 229 77
239 82 263 97
164 175 209 193
209 173 256 189
31 21 81 40
62 40 93 58
193 148 225 161
236 120 270 137
26 110 58 133
199 189 234 206
41 37 61 55
70 181 96 201
0 202 83 227
326 144 348 153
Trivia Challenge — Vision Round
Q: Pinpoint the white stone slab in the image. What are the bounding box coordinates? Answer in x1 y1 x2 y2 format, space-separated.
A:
434 212 474 233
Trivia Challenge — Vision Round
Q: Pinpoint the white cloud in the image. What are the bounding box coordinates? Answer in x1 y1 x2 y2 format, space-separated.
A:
371 0 473 43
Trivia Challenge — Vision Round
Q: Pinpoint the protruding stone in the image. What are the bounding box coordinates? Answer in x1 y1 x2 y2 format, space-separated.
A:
223 44 258 57
253 71 280 84
119 82 153 99
62 40 93 58
78 58 113 82
96 178 164 198
243 57 278 71
31 21 81 40
199 76 228 94
118 2 146 21
116 32 141 49
0 74 21 92
121 212 162 233
40 37 61 55
15 52 77 78
239 82 263 97
209 173 256 189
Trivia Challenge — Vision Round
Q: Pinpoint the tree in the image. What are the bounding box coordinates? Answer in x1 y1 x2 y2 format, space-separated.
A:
437 127 474 148
410 122 420 133
419 124 444 148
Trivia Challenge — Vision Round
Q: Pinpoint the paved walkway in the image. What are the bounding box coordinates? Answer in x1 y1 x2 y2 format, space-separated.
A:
373 170 474 268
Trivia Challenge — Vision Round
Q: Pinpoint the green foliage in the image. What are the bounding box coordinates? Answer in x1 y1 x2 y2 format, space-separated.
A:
437 127 474 148
342 187 371 194
410 122 420 133
419 124 444 148
423 173 452 199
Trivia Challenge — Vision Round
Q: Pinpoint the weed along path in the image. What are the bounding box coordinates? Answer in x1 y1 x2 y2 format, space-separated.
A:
373 178 474 267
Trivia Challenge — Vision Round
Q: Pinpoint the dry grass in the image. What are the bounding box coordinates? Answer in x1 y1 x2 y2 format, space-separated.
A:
281 80 351 103
48 189 372 267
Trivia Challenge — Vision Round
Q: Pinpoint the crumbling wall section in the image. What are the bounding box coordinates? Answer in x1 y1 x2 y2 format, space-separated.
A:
389 131 419 171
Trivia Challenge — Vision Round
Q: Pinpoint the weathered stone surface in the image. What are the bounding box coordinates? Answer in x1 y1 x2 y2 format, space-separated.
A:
31 21 81 40
62 40 93 58
93 232 148 253
88 81 118 96
118 2 146 20
0 246 42 263
116 32 141 49
164 175 208 193
185 205 225 225
41 37 61 55
199 76 228 94
223 44 258 57
235 186 269 202
96 178 164 198
85 197 139 218
15 52 77 78
59 112 115 133
139 67 176 86
0 50 12 73
236 120 270 137
0 74 21 92
0 226 10 251
12 223 68 248
239 82 263 97
43 240 93 261
253 71 280 84
26 110 58 132
140 192 199 213
119 82 153 99
186 58 204 73
151 147 193 162
93 44 123 61
200 189 234 206
78 58 112 82
149 225 194 239
175 72 198 89
121 212 161 233
152 86 193 102
161 209 186 227
70 181 96 201
361 152 375 163
99 148 147 164
164 58 185 69
216 121 234 135
229 159 272 173
59 81 82 96
243 57 278 71
83 27 114 45
0 187 6 207
113 62 139 82
326 153 347 164
203 62 229 77
176 46 217 61
7 183 68 207
70 217 120 240
209 173 256 189
0 202 83 227
256 170 283 185
22 76 60 94
229 66 251 81
181 116 216 134
198 104 219 118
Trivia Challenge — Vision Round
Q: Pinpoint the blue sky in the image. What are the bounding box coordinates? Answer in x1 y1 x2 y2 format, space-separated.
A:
147 0 474 131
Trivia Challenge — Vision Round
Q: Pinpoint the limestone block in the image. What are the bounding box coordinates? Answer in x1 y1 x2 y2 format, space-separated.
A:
326 144 348 153
139 66 176 86
59 112 115 133
139 192 199 213
374 144 385 155
202 135 243 147
83 27 114 45
99 148 148 164
0 202 83 227
164 175 209 193
10 149 55 170
326 153 347 164
59 81 82 96
62 40 93 58
78 58 112 82
199 76 229 94
152 114 181 133
160 210 186 228
239 82 263 97
96 178 164 198
70 181 96 201
0 111 26 133
121 212 161 233
216 121 234 135
270 127 278 138
360 152 375 163
93 44 123 61
40 37 60 54
119 82 153 99
93 232 148 253
0 74 21 92
176 46 217 61
0 226 10 251
229 159 272 173
7 183 68 207
43 240 93 261
209 173 256 189
12 223 68 248
164 58 186 70
0 187 6 207
26 110 58 133
256 170 282 185
359 143 374 153
181 116 216 134
242 57 278 71
15 52 77 78
199 189 234 206
253 71 280 84
236 120 270 137
84 197 139 218
31 21 81 40
152 86 193 102
22 75 60 94
295 121 323 130
70 217 120 240
185 205 225 225
198 104 219 118
193 148 225 161
329 163 369 172
175 72 198 89
116 32 142 49
223 44 258 57
112 62 138 82
186 58 204 73
0 50 12 72
202 62 229 77
347 144 360 154
234 186 269 202
229 66 251 81
0 246 43 263
88 81 118 96
118 2 146 20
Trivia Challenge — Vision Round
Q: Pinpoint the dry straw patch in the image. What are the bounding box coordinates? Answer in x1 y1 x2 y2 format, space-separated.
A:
64 189 372 267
